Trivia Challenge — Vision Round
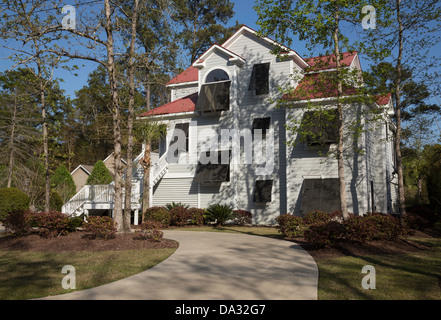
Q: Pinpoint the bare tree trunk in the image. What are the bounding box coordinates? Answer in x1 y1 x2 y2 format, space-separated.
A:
104 0 124 231
142 143 152 220
7 89 17 188
123 0 139 232
395 0 406 218
333 9 349 220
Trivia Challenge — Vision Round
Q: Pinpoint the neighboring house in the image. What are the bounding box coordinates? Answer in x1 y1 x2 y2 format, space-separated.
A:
71 164 94 193
62 25 398 225
71 152 128 192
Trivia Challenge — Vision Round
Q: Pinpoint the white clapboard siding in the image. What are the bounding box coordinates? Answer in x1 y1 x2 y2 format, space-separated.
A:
152 178 198 208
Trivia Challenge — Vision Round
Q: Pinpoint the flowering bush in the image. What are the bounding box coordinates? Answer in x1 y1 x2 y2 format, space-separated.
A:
83 216 117 240
133 219 164 241
188 207 205 226
303 210 331 225
143 206 171 227
169 206 191 226
304 220 346 248
363 212 402 240
304 213 403 247
35 210 71 238
233 210 252 225
2 209 35 236
275 214 304 237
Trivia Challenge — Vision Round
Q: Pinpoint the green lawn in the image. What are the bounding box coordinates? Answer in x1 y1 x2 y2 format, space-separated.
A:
316 237 441 300
0 248 176 300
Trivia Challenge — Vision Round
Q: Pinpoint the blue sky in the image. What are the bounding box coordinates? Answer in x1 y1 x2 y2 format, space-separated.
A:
0 0 439 109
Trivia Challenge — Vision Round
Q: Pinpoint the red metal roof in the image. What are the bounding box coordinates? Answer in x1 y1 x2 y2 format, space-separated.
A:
305 52 357 71
283 72 358 101
139 92 198 117
166 66 199 85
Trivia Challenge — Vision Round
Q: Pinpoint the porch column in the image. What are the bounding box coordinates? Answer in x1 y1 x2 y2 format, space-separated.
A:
134 210 139 226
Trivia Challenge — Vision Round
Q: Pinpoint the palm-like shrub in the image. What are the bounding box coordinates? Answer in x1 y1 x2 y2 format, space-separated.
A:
205 204 235 226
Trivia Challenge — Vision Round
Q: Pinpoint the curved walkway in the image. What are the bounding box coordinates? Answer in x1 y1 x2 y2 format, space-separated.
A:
44 230 318 300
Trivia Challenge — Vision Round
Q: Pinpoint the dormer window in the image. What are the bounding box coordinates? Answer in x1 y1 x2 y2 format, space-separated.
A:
196 69 231 113
249 63 270 95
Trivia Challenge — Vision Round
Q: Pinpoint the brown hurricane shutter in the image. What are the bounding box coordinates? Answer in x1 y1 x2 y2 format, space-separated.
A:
253 180 273 202
196 81 230 113
300 178 340 214
302 109 339 145
249 63 270 95
195 151 230 182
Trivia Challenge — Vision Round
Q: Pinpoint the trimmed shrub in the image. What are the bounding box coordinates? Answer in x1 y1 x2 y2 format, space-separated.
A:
344 215 378 243
304 213 403 247
133 220 164 241
188 207 205 226
205 204 235 226
363 212 402 240
303 210 331 225
0 187 30 220
276 214 305 237
403 213 430 231
233 209 252 225
407 205 438 224
2 209 35 236
169 206 191 226
35 210 71 238
67 217 84 232
83 216 117 240
304 220 346 248
143 206 171 227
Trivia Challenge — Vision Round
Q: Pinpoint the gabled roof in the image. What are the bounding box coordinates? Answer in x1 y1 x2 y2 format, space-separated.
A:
283 72 358 101
305 52 358 72
221 25 309 69
71 164 94 176
139 92 198 117
193 44 246 68
283 71 392 106
167 66 199 86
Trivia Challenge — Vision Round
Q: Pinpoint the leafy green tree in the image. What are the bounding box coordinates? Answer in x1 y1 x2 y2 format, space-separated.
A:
0 69 40 188
87 160 114 185
357 0 441 217
255 0 380 220
134 118 166 211
50 165 76 204
172 0 236 63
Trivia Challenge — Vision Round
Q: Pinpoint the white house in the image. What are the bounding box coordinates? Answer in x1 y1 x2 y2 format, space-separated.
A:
62 25 398 225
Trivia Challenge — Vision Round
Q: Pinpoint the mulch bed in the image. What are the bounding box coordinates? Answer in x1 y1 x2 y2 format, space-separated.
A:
0 230 179 253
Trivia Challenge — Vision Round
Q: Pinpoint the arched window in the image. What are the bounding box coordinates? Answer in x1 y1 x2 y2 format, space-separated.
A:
205 69 229 83
197 69 231 113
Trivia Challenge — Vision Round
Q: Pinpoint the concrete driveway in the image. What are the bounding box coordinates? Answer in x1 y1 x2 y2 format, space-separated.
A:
43 230 318 300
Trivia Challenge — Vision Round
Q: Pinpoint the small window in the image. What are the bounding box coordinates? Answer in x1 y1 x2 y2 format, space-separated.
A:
249 63 270 95
253 180 273 202
196 150 231 182
302 109 339 145
252 117 271 137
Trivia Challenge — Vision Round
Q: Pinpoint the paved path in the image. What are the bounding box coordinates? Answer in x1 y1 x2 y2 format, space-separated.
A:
43 230 318 300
